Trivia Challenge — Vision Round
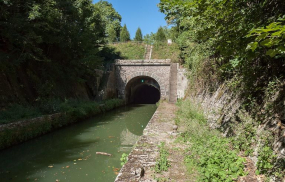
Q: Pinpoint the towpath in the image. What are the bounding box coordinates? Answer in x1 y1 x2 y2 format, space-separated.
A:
115 101 192 182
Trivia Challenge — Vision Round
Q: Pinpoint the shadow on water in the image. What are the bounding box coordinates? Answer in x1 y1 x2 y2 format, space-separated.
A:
0 104 156 182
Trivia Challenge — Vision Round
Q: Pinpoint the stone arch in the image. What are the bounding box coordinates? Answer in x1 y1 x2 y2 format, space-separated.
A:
126 71 166 96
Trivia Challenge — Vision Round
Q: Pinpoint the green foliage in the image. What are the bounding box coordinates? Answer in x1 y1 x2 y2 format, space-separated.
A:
143 33 156 45
156 26 166 42
231 121 256 156
247 16 285 57
254 133 279 176
0 99 124 150
120 24 131 42
176 99 246 181
0 99 124 125
159 0 285 179
94 0 122 42
0 104 41 124
120 153 128 166
107 25 118 43
256 146 276 175
0 0 113 107
152 43 181 63
153 176 168 182
108 42 145 59
134 27 143 42
158 0 285 107
154 142 170 173
185 136 246 182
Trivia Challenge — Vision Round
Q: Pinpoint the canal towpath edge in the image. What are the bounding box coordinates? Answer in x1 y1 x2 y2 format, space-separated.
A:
115 101 191 182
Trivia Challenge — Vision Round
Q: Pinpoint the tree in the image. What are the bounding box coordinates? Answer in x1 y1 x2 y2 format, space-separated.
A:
143 33 156 45
134 27 143 42
156 26 166 42
93 0 122 42
0 0 106 101
107 25 117 43
158 0 285 118
120 24 131 42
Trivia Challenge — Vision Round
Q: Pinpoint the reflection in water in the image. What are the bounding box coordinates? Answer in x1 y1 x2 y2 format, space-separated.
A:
119 129 140 152
0 104 156 182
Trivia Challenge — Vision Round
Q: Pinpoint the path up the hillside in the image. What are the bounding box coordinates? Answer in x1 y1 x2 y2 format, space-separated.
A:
144 45 153 59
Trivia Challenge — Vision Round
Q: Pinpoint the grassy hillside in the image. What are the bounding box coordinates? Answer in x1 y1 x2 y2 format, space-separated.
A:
151 43 181 63
107 42 181 62
108 42 146 59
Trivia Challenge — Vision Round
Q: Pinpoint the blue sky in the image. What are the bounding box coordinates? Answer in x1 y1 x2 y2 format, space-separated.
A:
92 0 168 39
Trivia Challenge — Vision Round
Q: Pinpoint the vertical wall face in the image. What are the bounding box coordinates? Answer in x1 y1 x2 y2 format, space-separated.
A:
169 63 178 103
177 67 188 99
115 60 171 101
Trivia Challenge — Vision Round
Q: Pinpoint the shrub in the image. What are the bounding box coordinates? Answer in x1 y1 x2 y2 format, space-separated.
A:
177 99 246 181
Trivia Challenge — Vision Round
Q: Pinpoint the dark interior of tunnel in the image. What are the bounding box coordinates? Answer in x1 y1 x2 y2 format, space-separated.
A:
133 84 160 104
125 76 161 104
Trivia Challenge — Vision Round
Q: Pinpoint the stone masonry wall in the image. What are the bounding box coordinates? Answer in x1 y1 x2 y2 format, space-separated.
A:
115 59 171 100
189 84 285 167
177 66 188 99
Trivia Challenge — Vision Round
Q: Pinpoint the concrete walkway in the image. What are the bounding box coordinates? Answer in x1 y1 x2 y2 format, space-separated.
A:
115 102 191 182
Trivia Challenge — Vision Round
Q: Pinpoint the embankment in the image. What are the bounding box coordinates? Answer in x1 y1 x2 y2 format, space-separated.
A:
0 99 124 150
187 83 285 178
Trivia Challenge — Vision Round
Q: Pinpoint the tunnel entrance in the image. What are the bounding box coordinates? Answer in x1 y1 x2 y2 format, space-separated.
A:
125 76 161 104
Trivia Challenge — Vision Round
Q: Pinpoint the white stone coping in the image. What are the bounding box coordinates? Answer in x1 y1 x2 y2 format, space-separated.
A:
115 59 171 65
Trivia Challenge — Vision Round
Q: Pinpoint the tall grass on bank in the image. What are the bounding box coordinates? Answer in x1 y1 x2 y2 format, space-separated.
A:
176 99 246 181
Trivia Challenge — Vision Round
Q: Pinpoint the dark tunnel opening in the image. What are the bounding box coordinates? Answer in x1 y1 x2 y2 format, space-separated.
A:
133 85 160 104
125 76 161 104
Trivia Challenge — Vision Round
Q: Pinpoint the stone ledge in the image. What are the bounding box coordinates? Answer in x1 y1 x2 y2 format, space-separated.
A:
115 102 177 182
115 59 171 65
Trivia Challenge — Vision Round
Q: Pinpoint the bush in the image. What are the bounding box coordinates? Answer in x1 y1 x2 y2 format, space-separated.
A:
0 104 41 124
176 99 246 181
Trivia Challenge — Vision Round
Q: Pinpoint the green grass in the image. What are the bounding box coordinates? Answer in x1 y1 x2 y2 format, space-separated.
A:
154 142 171 173
0 98 124 150
0 104 42 124
176 99 246 182
0 98 124 125
108 42 145 59
151 42 181 62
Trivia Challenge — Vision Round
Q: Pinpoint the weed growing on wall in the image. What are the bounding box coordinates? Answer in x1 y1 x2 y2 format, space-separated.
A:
231 120 257 156
120 153 128 166
255 132 281 178
154 142 170 173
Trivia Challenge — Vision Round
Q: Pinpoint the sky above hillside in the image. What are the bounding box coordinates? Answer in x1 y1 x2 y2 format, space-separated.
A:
92 0 168 39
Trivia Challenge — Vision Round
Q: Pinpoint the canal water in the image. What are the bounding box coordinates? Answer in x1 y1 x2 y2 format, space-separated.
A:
0 104 157 182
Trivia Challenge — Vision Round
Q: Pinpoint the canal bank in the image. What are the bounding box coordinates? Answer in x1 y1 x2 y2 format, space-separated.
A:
115 101 191 182
0 99 124 151
0 104 157 181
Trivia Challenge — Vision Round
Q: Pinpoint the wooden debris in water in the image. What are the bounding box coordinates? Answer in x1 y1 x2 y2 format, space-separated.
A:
96 152 112 156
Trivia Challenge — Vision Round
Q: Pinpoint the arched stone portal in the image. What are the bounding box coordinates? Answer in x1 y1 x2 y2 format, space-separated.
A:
115 59 185 103
125 76 161 104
